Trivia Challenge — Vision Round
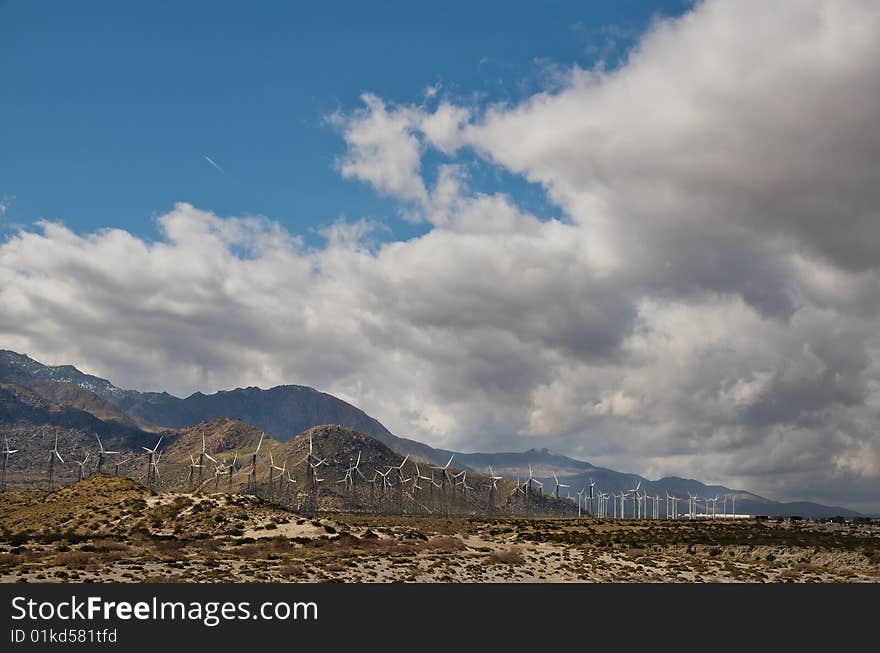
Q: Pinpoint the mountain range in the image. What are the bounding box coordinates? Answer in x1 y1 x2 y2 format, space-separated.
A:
0 349 862 517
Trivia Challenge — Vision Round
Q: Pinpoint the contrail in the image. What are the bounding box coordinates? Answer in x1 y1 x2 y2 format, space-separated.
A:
203 154 224 174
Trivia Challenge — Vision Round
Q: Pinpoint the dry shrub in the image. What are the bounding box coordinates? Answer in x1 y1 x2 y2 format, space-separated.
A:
237 536 293 559
56 551 96 570
82 539 129 553
280 561 307 578
422 536 467 553
487 547 525 565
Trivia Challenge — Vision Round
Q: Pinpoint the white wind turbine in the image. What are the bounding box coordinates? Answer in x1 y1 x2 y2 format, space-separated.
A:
415 462 432 487
431 455 455 487
188 454 202 488
196 433 218 486
113 453 132 478
150 451 163 489
247 432 264 494
588 476 597 516
487 466 503 514
267 449 284 498
93 434 118 474
47 431 65 491
525 464 543 497
628 482 641 519
365 471 379 506
687 493 699 519
142 436 163 492
376 467 393 496
1 435 19 491
394 455 411 486
210 460 229 491
284 466 297 495
552 474 570 499
226 451 239 492
73 451 90 481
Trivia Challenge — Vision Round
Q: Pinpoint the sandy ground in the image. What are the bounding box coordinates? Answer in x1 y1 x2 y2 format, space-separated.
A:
2 488 878 583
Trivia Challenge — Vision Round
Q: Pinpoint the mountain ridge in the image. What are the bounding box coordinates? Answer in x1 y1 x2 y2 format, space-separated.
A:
0 349 863 517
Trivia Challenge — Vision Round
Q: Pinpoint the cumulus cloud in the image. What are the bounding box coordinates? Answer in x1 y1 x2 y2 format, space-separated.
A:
331 94 429 204
2 0 880 511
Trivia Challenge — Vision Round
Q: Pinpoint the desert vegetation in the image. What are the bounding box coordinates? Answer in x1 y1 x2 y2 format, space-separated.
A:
1 476 878 583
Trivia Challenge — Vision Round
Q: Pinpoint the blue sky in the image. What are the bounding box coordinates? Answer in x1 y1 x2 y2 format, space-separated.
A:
5 1 878 511
0 0 688 244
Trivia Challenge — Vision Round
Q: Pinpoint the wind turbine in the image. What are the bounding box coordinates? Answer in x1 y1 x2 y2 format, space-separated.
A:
226 451 239 492
247 432 264 494
414 462 432 486
267 449 284 499
687 493 698 519
151 451 163 490
525 464 543 497
1 435 18 491
487 466 503 515
394 455 410 485
376 467 392 494
365 472 378 508
196 433 217 487
47 431 64 491
211 460 228 491
588 476 597 516
284 466 297 497
628 482 641 519
188 454 203 489
113 454 132 478
431 455 455 487
74 451 90 481
552 474 570 499
142 436 163 492
93 434 118 474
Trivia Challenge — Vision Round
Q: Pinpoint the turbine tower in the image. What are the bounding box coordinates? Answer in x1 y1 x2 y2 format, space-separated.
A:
1 435 18 491
74 451 90 481
487 466 503 516
627 482 641 519
188 454 202 490
196 433 217 487
94 434 118 474
47 432 64 492
247 433 264 495
267 449 284 500
589 476 596 516
113 454 132 478
552 474 570 499
141 436 163 493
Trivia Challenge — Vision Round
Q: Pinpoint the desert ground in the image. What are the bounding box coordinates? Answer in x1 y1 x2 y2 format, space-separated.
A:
1 476 877 583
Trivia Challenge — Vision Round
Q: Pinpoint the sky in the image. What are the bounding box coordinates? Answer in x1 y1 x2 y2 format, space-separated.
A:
2 1 879 512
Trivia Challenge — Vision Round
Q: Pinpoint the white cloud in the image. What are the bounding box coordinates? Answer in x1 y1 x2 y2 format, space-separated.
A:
2 0 880 510
331 94 428 204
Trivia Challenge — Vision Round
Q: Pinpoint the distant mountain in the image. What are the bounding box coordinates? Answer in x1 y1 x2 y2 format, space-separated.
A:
0 350 132 402
0 349 439 461
0 349 862 517
457 447 860 519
